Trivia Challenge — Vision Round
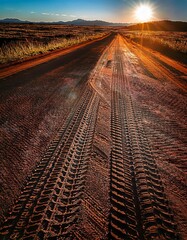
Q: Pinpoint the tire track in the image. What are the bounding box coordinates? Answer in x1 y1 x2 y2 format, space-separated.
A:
0 85 100 239
110 42 139 240
0 33 115 226
121 36 187 92
120 35 187 171
109 35 180 240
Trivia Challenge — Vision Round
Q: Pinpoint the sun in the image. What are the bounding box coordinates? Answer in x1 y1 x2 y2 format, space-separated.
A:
135 4 153 22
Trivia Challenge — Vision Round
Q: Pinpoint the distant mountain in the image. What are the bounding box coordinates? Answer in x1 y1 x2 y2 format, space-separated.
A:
62 19 128 26
0 18 130 26
127 20 187 32
0 18 31 23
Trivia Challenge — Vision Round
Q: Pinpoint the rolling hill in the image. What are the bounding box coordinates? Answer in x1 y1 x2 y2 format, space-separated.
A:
128 20 187 31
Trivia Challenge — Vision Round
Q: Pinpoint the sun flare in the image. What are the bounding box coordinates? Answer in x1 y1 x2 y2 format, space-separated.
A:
135 4 153 22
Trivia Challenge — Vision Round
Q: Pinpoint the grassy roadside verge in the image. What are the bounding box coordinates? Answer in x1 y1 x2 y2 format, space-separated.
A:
122 31 187 65
0 32 108 64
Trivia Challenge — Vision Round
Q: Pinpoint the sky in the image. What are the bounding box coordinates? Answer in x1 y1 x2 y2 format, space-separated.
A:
0 0 187 23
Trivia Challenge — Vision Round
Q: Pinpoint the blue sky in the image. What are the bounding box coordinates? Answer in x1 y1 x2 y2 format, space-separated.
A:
0 0 187 23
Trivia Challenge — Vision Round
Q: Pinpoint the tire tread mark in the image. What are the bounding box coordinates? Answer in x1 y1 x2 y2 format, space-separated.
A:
109 35 180 240
0 86 100 239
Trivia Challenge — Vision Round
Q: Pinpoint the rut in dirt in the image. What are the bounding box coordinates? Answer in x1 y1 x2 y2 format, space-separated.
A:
109 36 180 240
0 85 100 239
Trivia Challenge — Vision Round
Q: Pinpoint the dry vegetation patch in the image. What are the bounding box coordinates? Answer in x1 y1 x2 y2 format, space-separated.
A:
0 23 109 64
122 31 187 64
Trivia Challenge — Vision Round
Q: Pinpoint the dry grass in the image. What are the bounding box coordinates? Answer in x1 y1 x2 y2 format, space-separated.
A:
0 33 106 63
0 24 109 64
122 31 187 64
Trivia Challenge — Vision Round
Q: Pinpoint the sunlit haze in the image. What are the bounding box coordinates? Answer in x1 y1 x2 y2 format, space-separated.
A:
0 0 187 23
135 4 153 22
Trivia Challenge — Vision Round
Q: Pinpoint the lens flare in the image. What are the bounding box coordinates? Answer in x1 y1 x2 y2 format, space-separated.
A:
135 4 153 22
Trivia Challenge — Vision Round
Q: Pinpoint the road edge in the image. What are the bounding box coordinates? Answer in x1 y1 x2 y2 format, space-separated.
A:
0 33 111 79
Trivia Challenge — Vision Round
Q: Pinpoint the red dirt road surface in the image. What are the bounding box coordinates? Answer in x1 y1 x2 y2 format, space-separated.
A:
0 33 186 239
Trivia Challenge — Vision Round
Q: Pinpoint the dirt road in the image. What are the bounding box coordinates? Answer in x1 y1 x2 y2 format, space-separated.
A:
0 34 186 239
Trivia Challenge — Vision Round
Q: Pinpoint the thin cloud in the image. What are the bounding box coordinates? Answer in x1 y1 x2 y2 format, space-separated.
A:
40 12 77 19
41 12 67 17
